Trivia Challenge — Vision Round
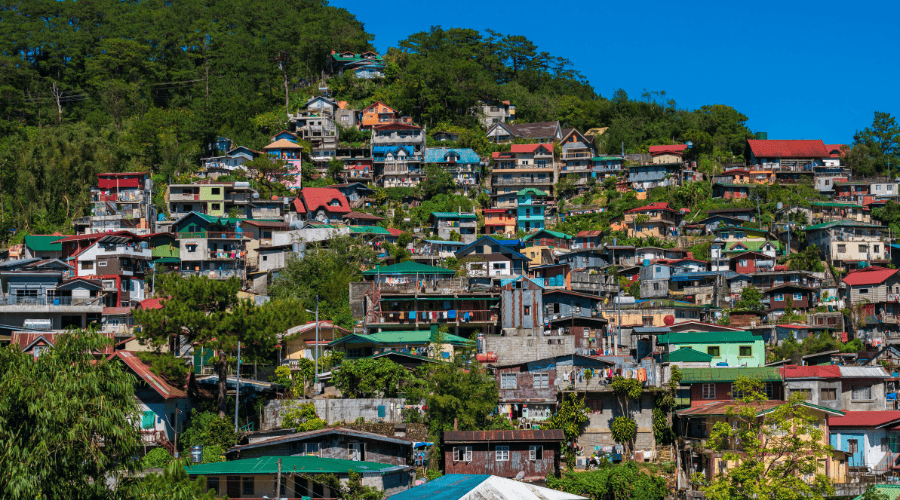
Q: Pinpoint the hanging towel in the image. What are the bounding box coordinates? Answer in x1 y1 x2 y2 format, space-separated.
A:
409 311 416 320
448 310 456 319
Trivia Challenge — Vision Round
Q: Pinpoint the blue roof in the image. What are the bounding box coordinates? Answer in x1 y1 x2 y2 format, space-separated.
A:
425 240 466 246
670 271 738 282
500 275 544 289
424 148 480 164
373 145 413 157
389 475 491 500
455 236 529 261
711 225 768 233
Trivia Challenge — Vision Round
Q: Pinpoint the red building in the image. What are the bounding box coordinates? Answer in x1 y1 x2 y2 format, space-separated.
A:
442 430 563 481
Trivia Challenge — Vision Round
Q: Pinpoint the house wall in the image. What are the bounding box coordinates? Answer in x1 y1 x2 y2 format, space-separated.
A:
261 398 409 430
495 365 559 407
767 290 812 311
830 429 894 469
481 335 575 366
841 379 887 411
849 277 900 304
236 435 410 466
500 286 543 332
135 388 189 442
784 380 843 410
579 391 656 451
443 441 559 479
198 471 410 499
666 340 765 367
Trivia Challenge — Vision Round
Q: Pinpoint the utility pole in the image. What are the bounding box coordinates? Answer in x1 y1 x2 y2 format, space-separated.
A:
276 458 282 499
234 341 241 433
314 295 319 385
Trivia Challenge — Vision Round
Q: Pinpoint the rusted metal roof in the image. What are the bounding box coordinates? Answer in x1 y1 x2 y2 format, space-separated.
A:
229 427 414 453
115 351 187 399
442 430 564 443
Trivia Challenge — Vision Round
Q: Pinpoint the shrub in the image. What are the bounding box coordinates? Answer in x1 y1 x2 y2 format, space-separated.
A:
141 448 174 469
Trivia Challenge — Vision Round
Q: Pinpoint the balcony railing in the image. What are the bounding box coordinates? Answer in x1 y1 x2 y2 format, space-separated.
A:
169 193 200 201
0 296 103 306
373 309 496 324
177 231 244 239
493 178 552 186
180 269 244 279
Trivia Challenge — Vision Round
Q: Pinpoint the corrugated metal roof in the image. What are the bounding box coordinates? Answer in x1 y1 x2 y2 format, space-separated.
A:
185 456 400 476
838 366 890 378
658 331 760 344
363 262 455 276
230 427 413 452
388 474 585 500
424 147 480 164
850 485 900 500
680 367 782 383
828 411 900 428
116 351 186 399
443 430 564 443
665 347 714 362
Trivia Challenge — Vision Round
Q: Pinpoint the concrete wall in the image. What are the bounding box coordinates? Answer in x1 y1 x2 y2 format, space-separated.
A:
236 433 410 466
842 379 888 411
578 391 656 452
262 398 409 430
784 379 843 411
481 334 575 366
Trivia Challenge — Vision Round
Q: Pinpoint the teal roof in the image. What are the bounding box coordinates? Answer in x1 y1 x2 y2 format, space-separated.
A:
329 331 474 347
362 261 455 276
24 235 63 252
658 331 761 345
524 229 572 241
852 485 900 500
593 156 623 161
680 367 782 383
185 456 396 476
803 220 886 231
152 257 181 264
712 225 767 234
517 188 548 196
810 201 864 208
431 212 477 220
348 225 391 235
665 347 714 363
714 182 752 188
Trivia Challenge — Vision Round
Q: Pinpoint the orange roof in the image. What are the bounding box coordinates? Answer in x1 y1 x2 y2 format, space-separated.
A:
115 351 187 399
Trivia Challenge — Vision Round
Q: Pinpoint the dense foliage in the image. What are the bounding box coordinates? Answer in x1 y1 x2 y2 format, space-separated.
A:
282 402 327 432
334 358 412 398
544 393 589 470
547 463 669 500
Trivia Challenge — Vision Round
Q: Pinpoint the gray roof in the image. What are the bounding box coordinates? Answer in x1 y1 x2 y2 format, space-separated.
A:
505 121 560 139
838 366 890 378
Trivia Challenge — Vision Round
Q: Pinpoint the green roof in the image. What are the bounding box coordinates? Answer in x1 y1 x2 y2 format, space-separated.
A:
524 229 572 241
712 225 768 233
593 156 623 161
714 182 752 188
431 212 477 220
185 456 396 476
152 257 181 264
852 485 900 500
362 261 456 276
665 347 714 363
803 221 886 231
329 331 475 347
680 367 782 383
348 225 391 235
24 235 63 252
810 201 863 208
658 331 761 345
517 188 548 196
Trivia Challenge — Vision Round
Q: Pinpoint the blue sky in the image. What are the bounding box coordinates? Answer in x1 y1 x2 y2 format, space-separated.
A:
331 0 899 145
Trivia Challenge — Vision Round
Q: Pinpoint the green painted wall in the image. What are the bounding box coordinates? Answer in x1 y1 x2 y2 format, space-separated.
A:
199 186 225 201
668 339 765 367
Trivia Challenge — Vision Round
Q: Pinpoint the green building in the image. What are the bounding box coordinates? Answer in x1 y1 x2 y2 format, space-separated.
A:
657 330 765 367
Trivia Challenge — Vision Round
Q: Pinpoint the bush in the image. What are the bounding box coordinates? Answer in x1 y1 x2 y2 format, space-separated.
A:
141 448 174 469
282 402 326 432
201 445 225 463
179 411 241 452
136 352 189 388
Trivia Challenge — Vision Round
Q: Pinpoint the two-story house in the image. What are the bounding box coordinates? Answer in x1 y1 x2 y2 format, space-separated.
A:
762 284 815 319
842 266 900 343
168 181 256 219
430 212 477 244
442 430 563 481
712 182 751 200
803 221 889 270
424 147 481 192
475 100 515 129
516 188 548 233
0 260 104 331
729 251 776 274
295 187 352 224
559 130 596 193
628 163 680 190
360 101 402 129
372 124 426 188
809 201 870 225
834 181 872 205
288 97 340 157
658 330 765 367
199 147 256 180
648 144 688 164
172 212 246 280
747 139 829 171
328 50 385 78
57 231 151 307
262 135 304 189
573 230 602 250
623 202 681 238
828 410 900 474
482 208 517 236
500 275 544 336
77 172 155 235
490 144 556 206
455 236 530 283
712 168 751 185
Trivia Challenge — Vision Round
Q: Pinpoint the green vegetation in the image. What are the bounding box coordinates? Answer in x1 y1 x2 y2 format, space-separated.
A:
547 462 669 500
545 393 590 470
334 358 412 398
179 410 241 453
772 333 864 363
732 286 765 312
282 402 327 432
848 111 900 176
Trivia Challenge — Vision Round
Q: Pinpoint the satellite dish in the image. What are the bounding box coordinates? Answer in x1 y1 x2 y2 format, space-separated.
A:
515 471 525 481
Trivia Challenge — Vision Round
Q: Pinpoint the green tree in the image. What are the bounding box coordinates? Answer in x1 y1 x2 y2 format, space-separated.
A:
852 111 900 176
334 358 412 398
698 377 835 500
327 157 344 183
610 377 644 458
547 463 669 500
0 330 140 498
733 285 764 312
179 410 241 452
420 163 456 199
410 363 498 436
544 393 589 470
282 402 327 432
134 275 305 416
124 461 219 499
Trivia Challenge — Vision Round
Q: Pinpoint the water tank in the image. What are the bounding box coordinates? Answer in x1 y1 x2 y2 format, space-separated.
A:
776 202 783 210
190 445 203 464
233 181 251 189
755 132 768 140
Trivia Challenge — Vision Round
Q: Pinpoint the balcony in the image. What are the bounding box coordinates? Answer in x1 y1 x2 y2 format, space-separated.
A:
493 178 552 186
180 269 244 279
0 295 105 312
225 193 252 203
372 309 496 324
169 192 200 202
177 231 244 240
560 165 591 172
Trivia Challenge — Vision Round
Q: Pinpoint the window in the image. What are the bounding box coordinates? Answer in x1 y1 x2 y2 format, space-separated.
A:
707 346 721 357
702 383 716 399
587 399 603 412
739 259 748 267
452 446 473 462
793 293 803 301
859 244 868 253
790 389 812 400
524 306 531 315
495 445 510 461
211 203 221 211
242 477 254 496
81 261 93 270
206 477 219 495
852 384 873 401
848 439 859 454
739 346 752 357
529 445 543 460
97 260 107 267
262 255 268 261
875 245 881 254
501 374 517 389
211 188 221 195
821 388 837 401
774 293 784 302
533 373 549 389
348 442 363 461
347 348 361 358
860 288 870 294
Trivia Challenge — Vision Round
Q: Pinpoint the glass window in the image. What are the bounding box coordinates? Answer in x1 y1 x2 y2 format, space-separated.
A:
739 346 752 357
496 445 510 461
774 294 784 302
702 383 716 399
534 373 549 389
859 245 868 253
707 346 721 357
852 384 872 401
529 445 543 460
453 446 473 462
821 388 837 401
793 293 803 301
500 374 517 389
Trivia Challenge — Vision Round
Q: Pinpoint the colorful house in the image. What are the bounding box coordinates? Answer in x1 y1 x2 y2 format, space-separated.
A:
361 101 401 129
649 144 688 164
516 188 548 233
657 330 765 367
624 202 681 238
483 208 517 236
828 411 900 472
424 147 481 191
328 325 474 360
295 187 351 224
747 139 829 171
261 137 303 189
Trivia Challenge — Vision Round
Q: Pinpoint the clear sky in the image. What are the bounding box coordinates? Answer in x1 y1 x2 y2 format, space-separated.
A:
331 0 899 145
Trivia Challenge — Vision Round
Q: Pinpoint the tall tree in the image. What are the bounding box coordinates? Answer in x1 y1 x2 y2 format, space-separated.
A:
134 275 305 416
852 111 900 176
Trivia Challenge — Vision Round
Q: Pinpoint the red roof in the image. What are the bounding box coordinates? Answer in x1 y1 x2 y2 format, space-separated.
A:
292 197 306 214
115 351 187 399
625 202 677 214
648 144 688 155
576 230 602 237
722 168 750 174
386 228 403 236
780 365 841 379
54 230 142 244
138 298 163 310
825 144 848 158
509 143 553 154
829 411 900 428
483 208 511 213
747 139 829 158
343 211 384 221
299 188 351 214
842 266 899 286
373 123 421 131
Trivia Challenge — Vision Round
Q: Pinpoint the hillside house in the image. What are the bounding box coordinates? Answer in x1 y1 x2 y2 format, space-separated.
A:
624 202 681 238
475 100 515 128
430 212 477 244
442 430 563 481
649 144 688 164
747 139 829 171
559 129 596 192
657 330 766 367
360 101 402 129
168 181 256 219
628 163 680 190
486 121 561 143
171 213 245 280
842 266 900 342
803 221 889 270
328 50 385 79
262 137 304 189
228 427 413 467
79 172 155 235
483 208 517 236
500 275 544 335
455 236 530 282
57 231 151 306
828 411 900 473
516 188 548 233
713 182 750 200
296 187 352 224
490 144 556 204
373 124 426 188
424 148 481 191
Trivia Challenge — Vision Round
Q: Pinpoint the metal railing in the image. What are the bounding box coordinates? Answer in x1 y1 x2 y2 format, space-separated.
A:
492 178 553 186
374 309 495 324
180 269 244 279
0 296 103 306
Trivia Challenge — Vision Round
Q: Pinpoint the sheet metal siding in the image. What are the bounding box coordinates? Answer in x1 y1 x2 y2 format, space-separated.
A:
239 435 409 466
501 288 542 330
496 366 558 404
442 442 559 479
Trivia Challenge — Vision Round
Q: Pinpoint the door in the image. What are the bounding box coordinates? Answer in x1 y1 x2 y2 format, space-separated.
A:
831 433 865 467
